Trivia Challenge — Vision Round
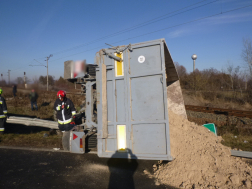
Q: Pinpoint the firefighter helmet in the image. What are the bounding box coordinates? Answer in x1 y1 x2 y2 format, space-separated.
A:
57 90 66 99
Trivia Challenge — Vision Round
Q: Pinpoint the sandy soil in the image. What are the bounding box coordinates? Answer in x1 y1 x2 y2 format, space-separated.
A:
154 111 252 189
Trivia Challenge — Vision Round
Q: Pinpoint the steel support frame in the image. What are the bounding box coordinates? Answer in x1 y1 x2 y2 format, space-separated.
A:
85 81 97 129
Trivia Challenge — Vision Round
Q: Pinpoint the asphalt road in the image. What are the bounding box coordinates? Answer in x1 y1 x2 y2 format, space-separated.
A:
0 149 176 189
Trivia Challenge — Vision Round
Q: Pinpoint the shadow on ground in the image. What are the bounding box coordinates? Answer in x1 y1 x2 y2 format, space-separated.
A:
4 123 51 134
0 149 177 189
106 149 176 189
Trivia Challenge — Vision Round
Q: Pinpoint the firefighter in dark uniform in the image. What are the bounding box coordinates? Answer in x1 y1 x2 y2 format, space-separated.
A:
54 90 76 131
0 88 7 134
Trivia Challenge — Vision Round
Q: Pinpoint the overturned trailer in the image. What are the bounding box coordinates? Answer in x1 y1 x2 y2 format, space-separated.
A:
64 38 186 160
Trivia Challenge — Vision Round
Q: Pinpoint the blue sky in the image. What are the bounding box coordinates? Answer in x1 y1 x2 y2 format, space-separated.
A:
0 0 252 82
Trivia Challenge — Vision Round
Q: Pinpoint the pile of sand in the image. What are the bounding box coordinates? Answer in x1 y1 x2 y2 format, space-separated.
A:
154 111 252 188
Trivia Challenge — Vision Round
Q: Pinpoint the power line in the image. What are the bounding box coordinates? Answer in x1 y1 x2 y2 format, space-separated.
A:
5 3 252 72
34 59 46 66
5 0 220 73
39 0 216 57
34 0 213 59
45 54 53 91
49 4 252 63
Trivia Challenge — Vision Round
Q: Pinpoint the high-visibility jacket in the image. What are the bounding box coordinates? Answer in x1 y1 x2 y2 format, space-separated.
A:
54 98 76 124
0 96 7 119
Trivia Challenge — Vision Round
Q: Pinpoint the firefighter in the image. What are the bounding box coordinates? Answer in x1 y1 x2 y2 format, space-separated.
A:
54 90 76 131
0 88 7 134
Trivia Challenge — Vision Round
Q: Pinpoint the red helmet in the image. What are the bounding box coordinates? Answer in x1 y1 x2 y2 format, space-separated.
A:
57 90 66 99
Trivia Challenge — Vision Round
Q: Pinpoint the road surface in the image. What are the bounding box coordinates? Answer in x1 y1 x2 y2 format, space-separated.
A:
0 148 176 189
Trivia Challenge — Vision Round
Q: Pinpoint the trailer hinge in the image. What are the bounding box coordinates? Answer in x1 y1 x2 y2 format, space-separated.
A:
160 76 163 84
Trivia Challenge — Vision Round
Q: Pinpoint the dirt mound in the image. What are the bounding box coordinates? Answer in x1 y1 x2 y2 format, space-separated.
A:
154 111 252 188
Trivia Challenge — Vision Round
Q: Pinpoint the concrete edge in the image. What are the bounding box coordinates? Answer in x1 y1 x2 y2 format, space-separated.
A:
0 146 97 154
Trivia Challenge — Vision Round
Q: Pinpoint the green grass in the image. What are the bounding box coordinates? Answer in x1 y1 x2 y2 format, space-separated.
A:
8 106 55 120
221 133 252 151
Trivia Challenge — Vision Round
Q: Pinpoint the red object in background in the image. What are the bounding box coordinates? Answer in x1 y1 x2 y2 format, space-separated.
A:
61 104 65 109
73 60 85 78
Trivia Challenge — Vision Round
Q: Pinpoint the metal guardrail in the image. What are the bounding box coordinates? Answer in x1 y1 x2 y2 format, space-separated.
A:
231 150 252 159
6 116 58 129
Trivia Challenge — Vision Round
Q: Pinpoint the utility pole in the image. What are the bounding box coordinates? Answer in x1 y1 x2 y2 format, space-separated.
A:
24 72 27 88
24 72 26 84
45 54 53 91
245 75 248 90
8 70 11 85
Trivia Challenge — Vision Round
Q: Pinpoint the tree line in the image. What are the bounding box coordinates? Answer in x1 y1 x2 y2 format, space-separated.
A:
177 37 252 92
0 75 76 90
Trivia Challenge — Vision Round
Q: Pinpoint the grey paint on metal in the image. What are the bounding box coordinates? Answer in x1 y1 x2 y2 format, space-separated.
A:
96 39 178 160
107 81 114 122
130 75 165 121
70 131 85 154
116 79 126 122
85 81 97 128
132 124 166 154
231 150 252 159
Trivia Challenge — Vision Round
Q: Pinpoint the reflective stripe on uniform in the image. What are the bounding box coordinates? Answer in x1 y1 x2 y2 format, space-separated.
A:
56 105 60 111
0 115 6 118
3 110 7 114
72 111 76 115
0 128 4 131
0 101 2 104
58 118 72 124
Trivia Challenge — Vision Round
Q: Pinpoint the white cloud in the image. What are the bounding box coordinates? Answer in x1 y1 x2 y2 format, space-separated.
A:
167 11 252 39
168 29 190 38
203 12 252 25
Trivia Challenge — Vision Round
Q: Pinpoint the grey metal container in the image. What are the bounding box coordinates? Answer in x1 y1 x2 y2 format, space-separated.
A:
95 38 184 160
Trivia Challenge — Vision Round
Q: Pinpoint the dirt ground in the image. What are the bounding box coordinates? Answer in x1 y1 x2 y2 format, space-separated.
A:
0 149 173 189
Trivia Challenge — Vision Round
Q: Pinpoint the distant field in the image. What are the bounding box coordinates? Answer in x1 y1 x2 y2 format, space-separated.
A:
183 90 252 111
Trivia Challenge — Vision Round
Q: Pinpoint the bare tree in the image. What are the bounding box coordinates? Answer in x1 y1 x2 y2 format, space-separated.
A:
224 62 240 90
39 75 55 86
0 80 7 86
175 62 187 78
242 37 252 76
15 77 24 84
33 76 39 84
